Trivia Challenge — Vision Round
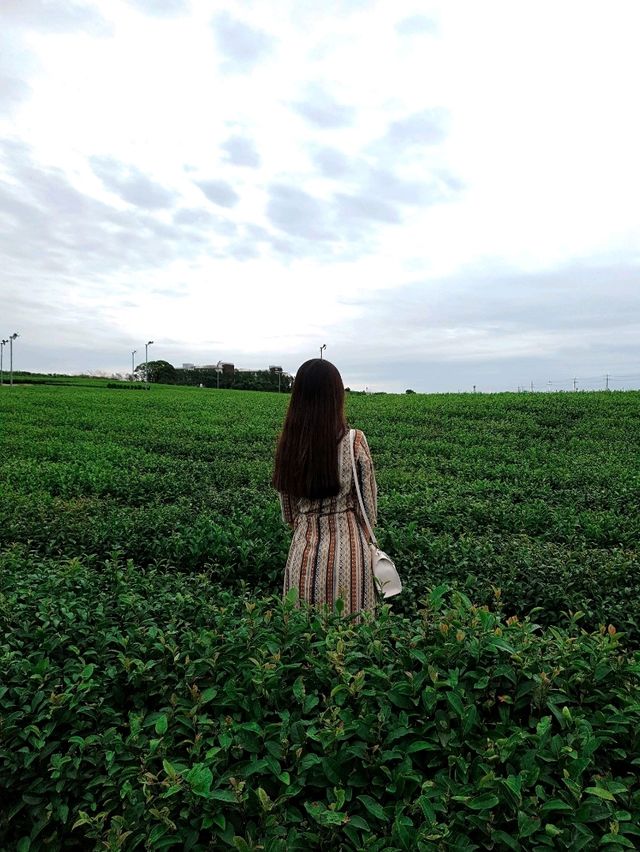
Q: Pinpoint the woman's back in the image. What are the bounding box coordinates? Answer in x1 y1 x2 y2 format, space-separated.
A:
279 428 378 615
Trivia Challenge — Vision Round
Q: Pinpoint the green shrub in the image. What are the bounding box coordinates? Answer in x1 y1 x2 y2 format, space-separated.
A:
2 551 639 850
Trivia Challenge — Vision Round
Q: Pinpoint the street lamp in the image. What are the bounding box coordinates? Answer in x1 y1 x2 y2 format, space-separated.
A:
9 333 18 386
215 360 223 389
320 344 326 359
131 350 136 382
145 340 153 386
0 339 7 386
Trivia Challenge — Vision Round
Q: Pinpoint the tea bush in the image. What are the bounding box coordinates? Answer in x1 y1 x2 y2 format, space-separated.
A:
1 385 640 849
1 549 639 850
1 386 638 641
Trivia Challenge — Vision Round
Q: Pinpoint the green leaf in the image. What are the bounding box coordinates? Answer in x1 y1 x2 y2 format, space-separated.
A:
293 676 305 702
343 825 362 846
446 691 464 717
607 782 629 795
536 716 552 737
210 789 237 802
584 786 616 801
284 587 299 606
257 787 273 812
357 795 388 822
304 801 349 826
541 798 572 813
600 836 636 848
517 811 540 838
417 796 436 825
502 774 522 804
17 839 30 852
388 687 413 709
428 584 448 610
463 705 479 734
348 816 371 831
72 811 92 831
303 694 319 713
467 793 500 810
406 740 438 753
200 687 217 704
155 714 168 735
299 753 322 770
186 765 213 797
394 813 416 850
491 830 519 850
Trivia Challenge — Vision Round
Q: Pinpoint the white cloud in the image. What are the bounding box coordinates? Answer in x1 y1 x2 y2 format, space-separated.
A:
212 11 275 73
0 0 639 391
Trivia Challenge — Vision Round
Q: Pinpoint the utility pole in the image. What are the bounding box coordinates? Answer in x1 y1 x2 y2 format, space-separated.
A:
473 384 476 393
573 377 578 392
0 339 7 385
548 380 552 392
216 361 222 389
320 344 326 359
131 350 136 381
605 373 610 391
9 332 18 386
145 340 153 387
530 380 534 393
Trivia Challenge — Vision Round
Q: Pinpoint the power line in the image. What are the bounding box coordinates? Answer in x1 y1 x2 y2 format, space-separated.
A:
516 371 640 392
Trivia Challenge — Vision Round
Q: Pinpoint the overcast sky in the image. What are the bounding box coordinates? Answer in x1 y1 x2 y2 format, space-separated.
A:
1 0 639 392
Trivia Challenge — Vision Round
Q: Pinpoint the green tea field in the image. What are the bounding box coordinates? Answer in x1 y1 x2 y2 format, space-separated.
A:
1 385 639 850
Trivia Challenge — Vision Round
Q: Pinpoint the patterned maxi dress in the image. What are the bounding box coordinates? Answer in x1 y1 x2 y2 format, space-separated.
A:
278 429 378 616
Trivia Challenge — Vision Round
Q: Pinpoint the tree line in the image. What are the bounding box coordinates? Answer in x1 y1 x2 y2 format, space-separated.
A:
135 361 293 392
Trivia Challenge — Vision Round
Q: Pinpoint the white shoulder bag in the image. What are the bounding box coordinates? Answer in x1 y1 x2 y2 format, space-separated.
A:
349 429 402 598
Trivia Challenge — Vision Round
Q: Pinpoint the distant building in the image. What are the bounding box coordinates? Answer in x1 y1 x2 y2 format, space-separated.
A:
269 365 283 373
201 362 234 374
182 363 196 370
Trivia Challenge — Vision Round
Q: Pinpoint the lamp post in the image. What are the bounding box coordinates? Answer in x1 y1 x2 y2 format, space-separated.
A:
145 340 153 386
0 339 7 386
9 332 18 386
216 360 222 390
320 344 326 359
131 350 136 381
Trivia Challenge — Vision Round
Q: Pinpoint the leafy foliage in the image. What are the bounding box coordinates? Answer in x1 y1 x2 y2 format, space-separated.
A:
1 553 639 849
1 386 638 640
1 385 639 848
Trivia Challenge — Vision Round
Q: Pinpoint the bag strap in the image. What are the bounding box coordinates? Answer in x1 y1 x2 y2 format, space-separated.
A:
349 429 377 545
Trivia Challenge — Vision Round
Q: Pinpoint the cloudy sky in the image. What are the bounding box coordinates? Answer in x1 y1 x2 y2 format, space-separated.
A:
1 0 639 392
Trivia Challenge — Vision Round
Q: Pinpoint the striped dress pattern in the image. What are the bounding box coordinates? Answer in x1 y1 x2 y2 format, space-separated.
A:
278 429 378 616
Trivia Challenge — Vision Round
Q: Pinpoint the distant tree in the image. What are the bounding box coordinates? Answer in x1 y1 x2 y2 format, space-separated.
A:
406 389 416 394
140 363 292 392
135 360 177 384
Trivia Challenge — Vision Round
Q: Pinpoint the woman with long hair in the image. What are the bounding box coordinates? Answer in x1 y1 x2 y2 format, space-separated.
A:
272 358 378 617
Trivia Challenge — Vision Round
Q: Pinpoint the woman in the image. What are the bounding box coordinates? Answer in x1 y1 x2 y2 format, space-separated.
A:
272 358 378 617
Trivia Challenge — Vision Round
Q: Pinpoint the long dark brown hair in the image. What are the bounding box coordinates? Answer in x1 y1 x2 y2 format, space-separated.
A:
272 358 347 499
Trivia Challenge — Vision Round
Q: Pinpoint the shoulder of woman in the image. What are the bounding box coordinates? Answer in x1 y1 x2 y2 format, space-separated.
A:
354 428 369 448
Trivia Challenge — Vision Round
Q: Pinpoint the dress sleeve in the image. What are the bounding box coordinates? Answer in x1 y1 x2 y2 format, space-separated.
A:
355 430 378 536
279 491 298 529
